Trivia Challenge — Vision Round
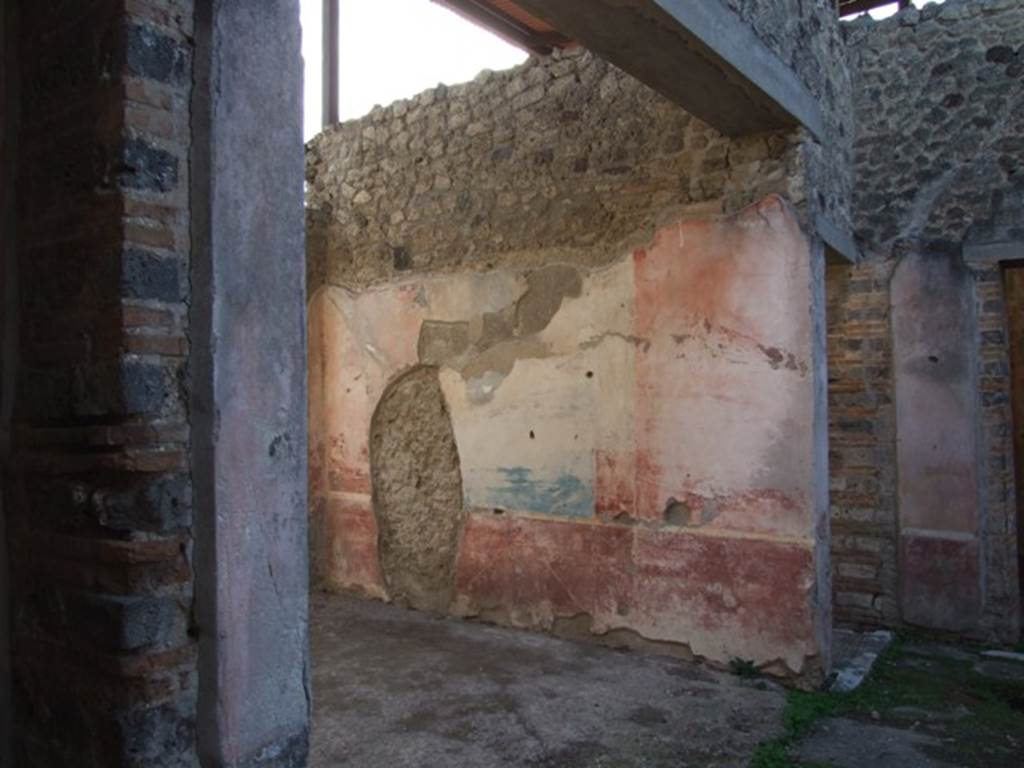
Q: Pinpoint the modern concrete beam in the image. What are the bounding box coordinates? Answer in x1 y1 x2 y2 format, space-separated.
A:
511 0 824 138
964 239 1023 266
815 213 861 264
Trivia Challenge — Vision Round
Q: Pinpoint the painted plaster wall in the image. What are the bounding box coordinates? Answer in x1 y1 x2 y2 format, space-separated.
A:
891 254 981 631
830 0 1024 640
308 197 830 681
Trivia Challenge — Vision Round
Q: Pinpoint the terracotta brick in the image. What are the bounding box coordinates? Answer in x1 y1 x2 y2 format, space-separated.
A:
20 447 186 474
126 103 174 140
20 423 188 448
123 196 181 225
124 219 176 250
124 77 174 111
122 303 177 330
122 332 188 357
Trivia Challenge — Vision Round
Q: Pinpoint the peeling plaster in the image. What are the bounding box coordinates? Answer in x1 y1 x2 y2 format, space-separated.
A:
308 197 830 681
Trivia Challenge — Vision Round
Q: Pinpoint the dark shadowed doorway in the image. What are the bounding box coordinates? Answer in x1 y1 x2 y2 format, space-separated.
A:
1004 263 1024 614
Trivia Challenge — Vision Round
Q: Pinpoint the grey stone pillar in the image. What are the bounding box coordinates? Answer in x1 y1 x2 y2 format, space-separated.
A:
191 2 310 765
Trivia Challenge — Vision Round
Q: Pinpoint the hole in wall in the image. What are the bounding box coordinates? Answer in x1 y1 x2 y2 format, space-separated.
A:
663 498 689 526
369 366 465 614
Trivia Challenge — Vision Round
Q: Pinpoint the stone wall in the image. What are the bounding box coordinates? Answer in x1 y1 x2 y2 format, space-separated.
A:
845 0 1024 256
305 48 805 291
828 0 1024 637
723 0 854 239
8 1 197 765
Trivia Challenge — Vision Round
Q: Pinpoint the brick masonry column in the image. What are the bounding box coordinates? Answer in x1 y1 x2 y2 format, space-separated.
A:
970 263 1022 641
9 1 198 765
825 256 900 628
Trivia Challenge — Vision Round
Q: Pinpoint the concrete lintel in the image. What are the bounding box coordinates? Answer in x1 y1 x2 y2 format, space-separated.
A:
815 213 861 264
963 239 1023 266
512 0 824 138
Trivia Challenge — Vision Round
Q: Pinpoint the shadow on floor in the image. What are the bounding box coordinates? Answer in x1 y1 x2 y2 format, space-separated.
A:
311 594 1024 767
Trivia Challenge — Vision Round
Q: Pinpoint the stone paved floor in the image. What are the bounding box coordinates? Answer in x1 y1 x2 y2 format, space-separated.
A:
309 593 786 767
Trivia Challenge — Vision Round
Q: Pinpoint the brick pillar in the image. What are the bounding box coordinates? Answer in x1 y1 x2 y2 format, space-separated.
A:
9 1 197 765
971 264 1022 641
825 256 900 628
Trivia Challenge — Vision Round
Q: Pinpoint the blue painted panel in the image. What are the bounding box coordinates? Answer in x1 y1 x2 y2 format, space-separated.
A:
480 466 594 518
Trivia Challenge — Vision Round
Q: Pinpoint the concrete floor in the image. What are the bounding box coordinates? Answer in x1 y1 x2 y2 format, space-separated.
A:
309 593 786 767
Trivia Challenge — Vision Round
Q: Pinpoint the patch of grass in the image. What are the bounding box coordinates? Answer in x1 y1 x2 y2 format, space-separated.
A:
751 635 908 767
750 632 1024 768
730 657 761 679
750 690 842 768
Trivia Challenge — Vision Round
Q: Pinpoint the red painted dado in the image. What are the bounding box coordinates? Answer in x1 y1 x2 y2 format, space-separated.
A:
452 513 635 627
320 497 387 598
452 513 821 675
900 533 981 632
631 528 817 653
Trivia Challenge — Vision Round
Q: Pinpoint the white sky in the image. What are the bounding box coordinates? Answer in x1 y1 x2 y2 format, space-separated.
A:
300 0 527 141
300 0 946 141
863 0 941 20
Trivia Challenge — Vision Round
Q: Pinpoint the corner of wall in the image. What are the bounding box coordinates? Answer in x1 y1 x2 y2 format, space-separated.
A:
810 234 834 672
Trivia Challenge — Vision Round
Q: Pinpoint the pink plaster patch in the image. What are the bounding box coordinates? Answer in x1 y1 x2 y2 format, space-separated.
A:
630 195 813 537
328 434 371 494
